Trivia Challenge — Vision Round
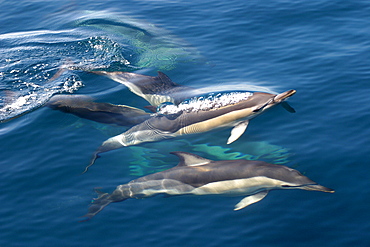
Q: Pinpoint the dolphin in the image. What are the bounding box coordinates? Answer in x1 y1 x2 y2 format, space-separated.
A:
44 71 295 172
47 94 150 126
81 151 334 220
92 71 195 106
46 71 194 125
84 83 296 172
72 11 201 70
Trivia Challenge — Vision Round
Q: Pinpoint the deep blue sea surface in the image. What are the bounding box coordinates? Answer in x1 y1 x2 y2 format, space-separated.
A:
1 0 369 246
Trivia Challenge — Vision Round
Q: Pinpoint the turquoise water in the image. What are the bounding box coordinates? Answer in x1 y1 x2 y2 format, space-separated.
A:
1 0 369 246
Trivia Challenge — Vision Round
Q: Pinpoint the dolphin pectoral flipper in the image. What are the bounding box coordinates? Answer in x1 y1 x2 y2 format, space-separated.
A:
227 121 249 145
234 191 269 211
281 101 296 113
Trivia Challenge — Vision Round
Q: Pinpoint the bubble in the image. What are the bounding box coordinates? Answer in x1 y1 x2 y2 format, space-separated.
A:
155 91 253 116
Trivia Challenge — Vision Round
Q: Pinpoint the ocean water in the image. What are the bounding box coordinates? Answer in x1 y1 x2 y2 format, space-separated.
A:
1 0 369 246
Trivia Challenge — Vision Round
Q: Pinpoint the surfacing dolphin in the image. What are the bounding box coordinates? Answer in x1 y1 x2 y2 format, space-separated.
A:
83 71 295 172
81 152 334 221
92 71 195 106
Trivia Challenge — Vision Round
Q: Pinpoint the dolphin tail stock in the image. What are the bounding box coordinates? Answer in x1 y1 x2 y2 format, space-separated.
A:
82 137 126 174
80 189 124 221
81 151 101 174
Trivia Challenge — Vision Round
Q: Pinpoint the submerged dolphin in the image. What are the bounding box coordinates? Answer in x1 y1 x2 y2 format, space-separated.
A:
82 152 334 220
84 81 295 172
92 71 195 106
47 94 150 126
47 71 193 125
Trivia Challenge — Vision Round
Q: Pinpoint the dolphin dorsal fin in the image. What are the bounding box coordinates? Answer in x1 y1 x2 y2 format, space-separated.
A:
157 71 178 87
170 152 212 166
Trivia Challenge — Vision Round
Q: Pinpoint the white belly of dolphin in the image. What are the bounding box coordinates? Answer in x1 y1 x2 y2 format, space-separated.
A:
176 107 255 135
190 176 296 195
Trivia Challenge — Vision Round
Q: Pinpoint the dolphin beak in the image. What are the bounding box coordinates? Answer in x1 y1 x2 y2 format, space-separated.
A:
302 184 335 193
273 89 296 103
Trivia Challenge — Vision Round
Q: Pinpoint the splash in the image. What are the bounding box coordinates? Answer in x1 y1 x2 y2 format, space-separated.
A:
0 32 132 122
0 11 203 122
72 11 202 70
0 71 82 122
64 36 134 71
155 91 253 115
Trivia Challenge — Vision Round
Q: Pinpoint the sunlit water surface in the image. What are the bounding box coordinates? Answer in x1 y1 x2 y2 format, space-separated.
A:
0 1 369 246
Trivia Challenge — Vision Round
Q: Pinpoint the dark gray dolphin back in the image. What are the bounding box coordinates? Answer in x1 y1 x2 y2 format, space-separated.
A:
132 152 316 188
47 94 150 126
132 92 277 133
93 71 195 105
137 71 191 103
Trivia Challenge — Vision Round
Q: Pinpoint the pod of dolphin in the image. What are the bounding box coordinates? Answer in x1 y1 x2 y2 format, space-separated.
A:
47 71 334 220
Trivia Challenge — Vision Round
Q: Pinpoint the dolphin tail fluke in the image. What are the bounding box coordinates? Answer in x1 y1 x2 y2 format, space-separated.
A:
80 190 116 221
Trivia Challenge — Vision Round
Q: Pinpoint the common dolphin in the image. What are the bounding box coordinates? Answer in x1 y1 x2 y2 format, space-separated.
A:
46 71 194 125
82 152 334 220
45 71 295 172
92 71 195 106
84 83 296 172
47 94 150 126
72 11 201 70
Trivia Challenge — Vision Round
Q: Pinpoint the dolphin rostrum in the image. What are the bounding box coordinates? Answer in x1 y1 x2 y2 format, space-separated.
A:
81 152 334 220
84 85 296 172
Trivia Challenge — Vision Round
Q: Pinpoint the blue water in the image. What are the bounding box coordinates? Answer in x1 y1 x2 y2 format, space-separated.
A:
1 0 369 246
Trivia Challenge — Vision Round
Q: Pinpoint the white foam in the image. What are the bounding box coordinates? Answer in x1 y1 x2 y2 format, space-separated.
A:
156 92 253 115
